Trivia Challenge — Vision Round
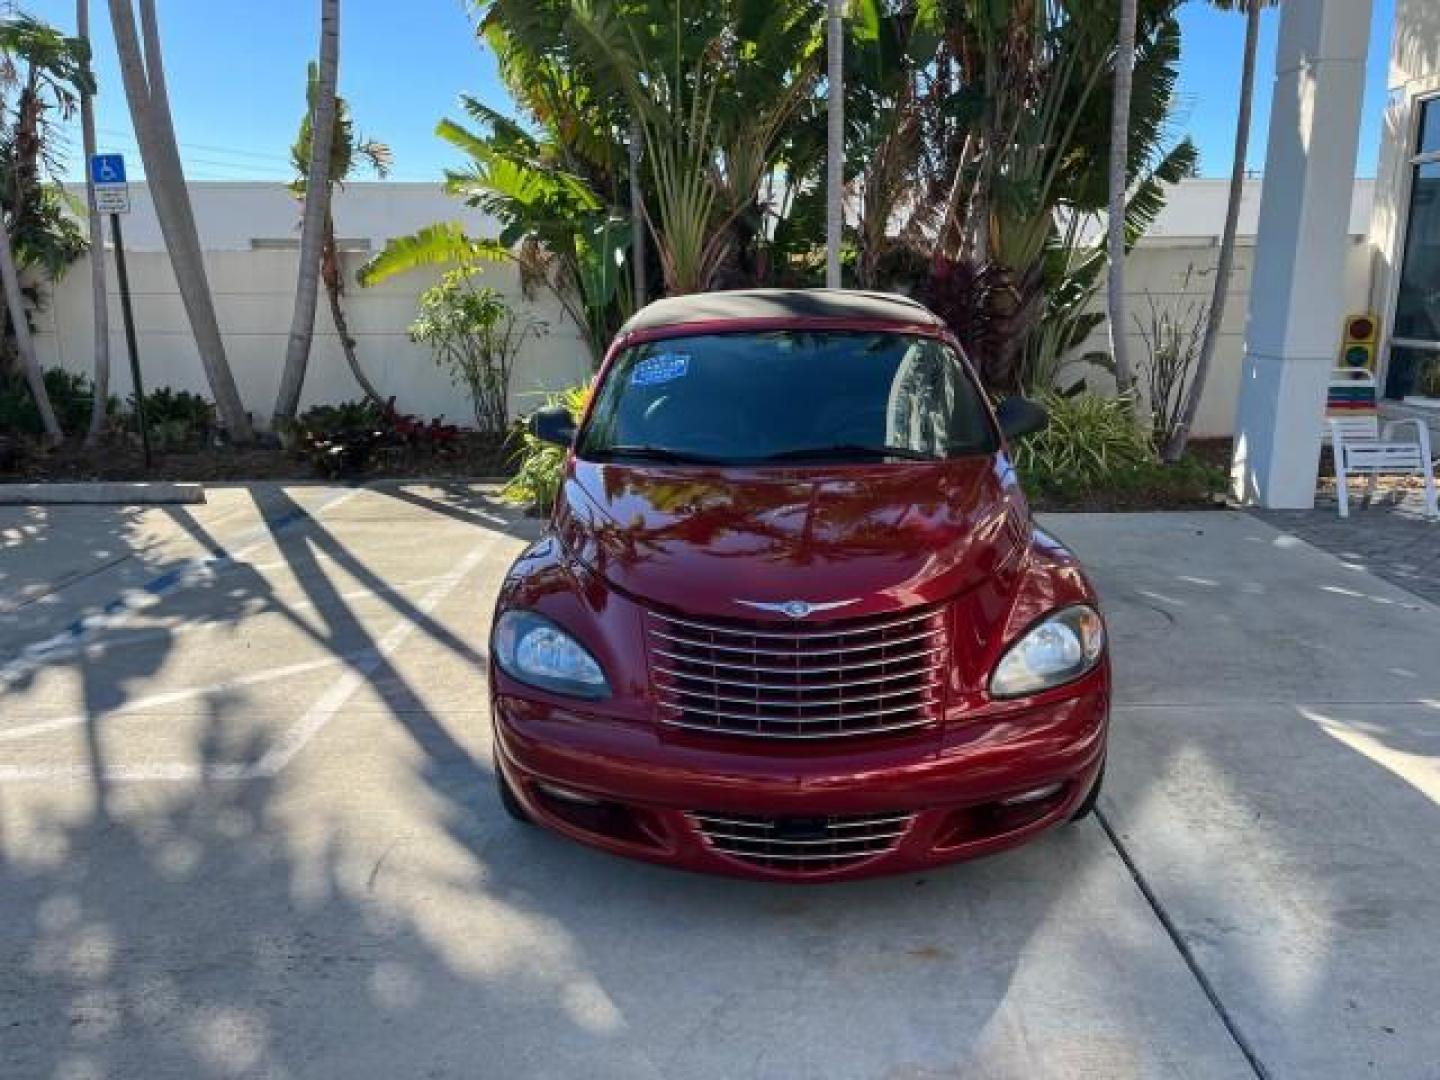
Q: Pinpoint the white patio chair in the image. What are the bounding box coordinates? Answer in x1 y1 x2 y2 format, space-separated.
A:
1326 372 1438 519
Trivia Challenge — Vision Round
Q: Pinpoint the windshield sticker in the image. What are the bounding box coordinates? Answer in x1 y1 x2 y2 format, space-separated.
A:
632 353 690 387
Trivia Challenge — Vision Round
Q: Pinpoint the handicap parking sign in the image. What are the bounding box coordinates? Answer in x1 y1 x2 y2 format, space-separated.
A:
91 153 127 185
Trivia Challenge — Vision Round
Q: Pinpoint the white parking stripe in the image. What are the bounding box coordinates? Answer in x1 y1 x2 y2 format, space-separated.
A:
0 489 360 689
0 530 504 783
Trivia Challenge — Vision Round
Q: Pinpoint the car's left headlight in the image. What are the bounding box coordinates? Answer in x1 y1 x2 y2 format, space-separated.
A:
493 610 610 699
989 605 1105 699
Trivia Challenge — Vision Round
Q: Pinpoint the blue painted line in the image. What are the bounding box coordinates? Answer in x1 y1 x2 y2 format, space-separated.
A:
1 492 346 682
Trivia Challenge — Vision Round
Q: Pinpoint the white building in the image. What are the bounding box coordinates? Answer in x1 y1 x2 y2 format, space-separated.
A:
38 183 592 428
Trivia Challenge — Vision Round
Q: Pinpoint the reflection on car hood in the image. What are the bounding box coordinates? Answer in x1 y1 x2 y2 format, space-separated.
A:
555 458 1030 619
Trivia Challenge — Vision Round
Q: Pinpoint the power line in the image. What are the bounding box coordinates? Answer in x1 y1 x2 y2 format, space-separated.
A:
94 128 297 170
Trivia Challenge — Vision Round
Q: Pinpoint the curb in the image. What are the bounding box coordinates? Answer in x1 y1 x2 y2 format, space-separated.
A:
0 482 206 506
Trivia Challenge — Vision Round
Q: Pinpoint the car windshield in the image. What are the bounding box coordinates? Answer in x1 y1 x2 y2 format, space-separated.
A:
578 331 997 465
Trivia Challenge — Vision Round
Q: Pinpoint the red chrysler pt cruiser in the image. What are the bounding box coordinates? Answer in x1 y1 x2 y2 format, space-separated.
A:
490 290 1109 881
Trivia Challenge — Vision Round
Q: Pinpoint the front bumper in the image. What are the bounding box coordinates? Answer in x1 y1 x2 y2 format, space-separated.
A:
492 688 1107 881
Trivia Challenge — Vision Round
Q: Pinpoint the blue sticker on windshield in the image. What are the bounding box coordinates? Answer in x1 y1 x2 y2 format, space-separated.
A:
632 353 689 387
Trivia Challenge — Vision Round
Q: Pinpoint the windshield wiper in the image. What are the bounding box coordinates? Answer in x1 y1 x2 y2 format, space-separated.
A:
593 444 727 465
760 443 941 463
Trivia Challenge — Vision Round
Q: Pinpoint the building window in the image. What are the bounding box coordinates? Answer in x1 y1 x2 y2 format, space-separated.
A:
1387 98 1440 399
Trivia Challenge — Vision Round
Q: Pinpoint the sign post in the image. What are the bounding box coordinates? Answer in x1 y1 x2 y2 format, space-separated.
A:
91 154 149 468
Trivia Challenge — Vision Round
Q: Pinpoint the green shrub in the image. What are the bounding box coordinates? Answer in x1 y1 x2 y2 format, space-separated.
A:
501 385 589 513
1011 391 1155 492
0 368 114 436
132 387 215 450
410 268 543 434
295 400 388 477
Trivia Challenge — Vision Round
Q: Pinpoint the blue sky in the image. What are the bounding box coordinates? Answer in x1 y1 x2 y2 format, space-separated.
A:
31 0 1398 184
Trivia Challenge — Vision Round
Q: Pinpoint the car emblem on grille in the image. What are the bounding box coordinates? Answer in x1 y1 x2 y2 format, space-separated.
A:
734 598 861 619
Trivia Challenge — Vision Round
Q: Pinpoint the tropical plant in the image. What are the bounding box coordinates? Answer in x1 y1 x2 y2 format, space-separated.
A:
1107 0 1139 395
132 386 214 450
569 0 824 294
364 0 828 355
296 398 463 476
1133 266 1209 451
274 0 340 426
0 365 111 436
502 384 590 512
1010 390 1154 492
410 268 544 434
0 12 93 444
284 62 392 411
359 101 626 365
107 0 252 442
895 0 1195 394
296 397 387 477
824 0 844 287
1166 0 1276 462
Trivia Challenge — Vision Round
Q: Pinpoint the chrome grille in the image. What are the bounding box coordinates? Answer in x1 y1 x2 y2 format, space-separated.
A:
688 811 914 871
649 607 946 738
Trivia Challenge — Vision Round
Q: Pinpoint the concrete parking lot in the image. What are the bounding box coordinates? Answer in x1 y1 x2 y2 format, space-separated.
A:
2 485 1438 1079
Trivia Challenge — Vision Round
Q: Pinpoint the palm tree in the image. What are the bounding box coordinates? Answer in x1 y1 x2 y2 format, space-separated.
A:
628 111 646 308
0 13 95 445
1107 0 1139 397
1165 0 1272 461
107 0 253 442
825 0 843 288
274 0 339 426
0 219 58 442
288 63 391 408
77 0 109 445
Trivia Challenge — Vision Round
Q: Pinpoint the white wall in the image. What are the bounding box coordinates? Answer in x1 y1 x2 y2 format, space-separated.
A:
36 182 592 428
29 178 1377 438
1070 181 1375 437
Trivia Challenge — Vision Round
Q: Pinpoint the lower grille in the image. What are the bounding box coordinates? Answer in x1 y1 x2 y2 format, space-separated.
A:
649 607 946 739
688 810 914 872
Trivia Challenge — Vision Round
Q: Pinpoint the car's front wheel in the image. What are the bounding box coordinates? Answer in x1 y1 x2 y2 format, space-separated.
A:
1070 763 1105 822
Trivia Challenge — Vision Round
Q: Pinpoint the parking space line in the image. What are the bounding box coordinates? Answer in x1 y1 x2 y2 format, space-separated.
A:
0 489 360 689
0 655 351 743
0 529 505 783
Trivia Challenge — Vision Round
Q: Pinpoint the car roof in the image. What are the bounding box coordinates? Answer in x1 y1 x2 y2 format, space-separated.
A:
617 289 945 337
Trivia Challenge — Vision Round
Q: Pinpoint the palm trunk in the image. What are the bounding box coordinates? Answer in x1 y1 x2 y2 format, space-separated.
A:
628 111 647 309
108 0 253 443
322 223 385 408
0 220 60 444
1106 0 1138 397
1165 0 1261 463
824 0 844 289
275 0 341 424
78 0 112 445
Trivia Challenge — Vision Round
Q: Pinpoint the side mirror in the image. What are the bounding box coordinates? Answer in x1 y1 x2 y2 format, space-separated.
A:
531 405 578 447
995 396 1048 441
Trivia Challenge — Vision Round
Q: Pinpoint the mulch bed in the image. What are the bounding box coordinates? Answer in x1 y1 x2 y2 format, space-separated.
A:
0 431 516 484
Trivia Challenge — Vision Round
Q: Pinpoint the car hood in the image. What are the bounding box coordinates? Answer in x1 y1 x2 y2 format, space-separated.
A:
555 458 1030 619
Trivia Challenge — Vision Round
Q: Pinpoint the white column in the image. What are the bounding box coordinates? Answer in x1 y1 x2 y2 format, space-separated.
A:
1231 0 1373 508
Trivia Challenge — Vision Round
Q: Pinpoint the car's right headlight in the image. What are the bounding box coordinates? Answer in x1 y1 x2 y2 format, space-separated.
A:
493 610 610 700
989 605 1105 699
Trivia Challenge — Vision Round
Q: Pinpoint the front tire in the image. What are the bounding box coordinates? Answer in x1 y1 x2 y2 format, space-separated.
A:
1070 763 1105 822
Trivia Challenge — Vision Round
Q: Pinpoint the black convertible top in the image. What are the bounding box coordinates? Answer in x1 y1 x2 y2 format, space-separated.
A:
618 289 945 336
